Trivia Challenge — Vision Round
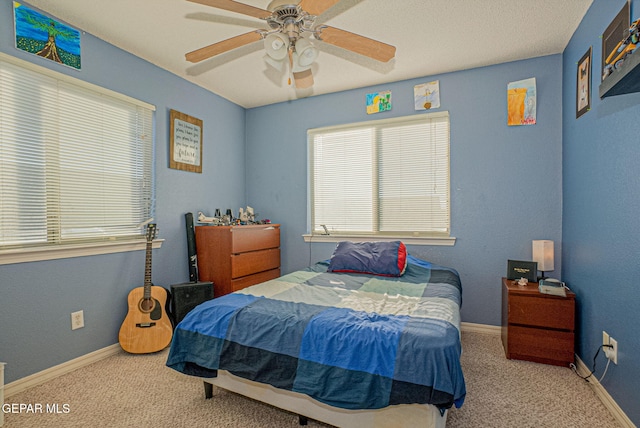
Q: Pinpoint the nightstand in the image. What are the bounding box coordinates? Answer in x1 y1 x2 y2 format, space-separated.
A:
501 277 576 367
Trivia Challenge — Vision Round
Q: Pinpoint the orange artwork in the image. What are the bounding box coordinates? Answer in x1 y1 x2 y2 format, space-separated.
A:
507 78 536 126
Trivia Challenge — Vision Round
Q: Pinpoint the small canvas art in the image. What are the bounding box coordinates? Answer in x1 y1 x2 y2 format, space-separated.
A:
507 78 536 126
414 81 440 110
14 2 81 69
366 91 392 114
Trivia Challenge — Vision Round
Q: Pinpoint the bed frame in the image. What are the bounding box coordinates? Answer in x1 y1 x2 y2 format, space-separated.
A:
202 371 447 428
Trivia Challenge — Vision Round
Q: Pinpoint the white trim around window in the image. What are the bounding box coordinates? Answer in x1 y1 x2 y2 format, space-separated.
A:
302 234 455 246
0 239 164 265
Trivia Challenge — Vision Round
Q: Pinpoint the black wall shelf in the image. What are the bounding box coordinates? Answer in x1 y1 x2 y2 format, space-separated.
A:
599 48 640 98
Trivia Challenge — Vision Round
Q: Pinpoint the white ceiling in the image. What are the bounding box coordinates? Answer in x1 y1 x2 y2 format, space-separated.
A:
24 0 593 108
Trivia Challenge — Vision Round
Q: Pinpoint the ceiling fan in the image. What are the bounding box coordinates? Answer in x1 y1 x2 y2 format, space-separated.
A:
185 0 396 89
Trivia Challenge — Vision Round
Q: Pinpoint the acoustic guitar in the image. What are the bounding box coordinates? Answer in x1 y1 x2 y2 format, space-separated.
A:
119 224 173 354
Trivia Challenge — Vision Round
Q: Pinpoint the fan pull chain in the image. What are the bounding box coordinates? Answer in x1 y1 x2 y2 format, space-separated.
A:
288 47 293 86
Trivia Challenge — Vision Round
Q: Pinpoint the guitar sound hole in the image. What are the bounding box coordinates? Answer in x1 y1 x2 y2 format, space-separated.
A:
139 298 155 313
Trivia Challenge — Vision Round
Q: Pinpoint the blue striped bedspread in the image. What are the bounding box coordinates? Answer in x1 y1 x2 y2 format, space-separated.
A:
166 256 466 411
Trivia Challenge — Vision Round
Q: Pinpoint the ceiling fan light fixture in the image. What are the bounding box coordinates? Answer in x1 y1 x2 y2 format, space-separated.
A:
291 52 312 72
294 37 318 68
264 33 290 60
263 53 286 71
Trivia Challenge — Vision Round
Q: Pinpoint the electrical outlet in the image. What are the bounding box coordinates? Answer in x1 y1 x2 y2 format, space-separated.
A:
602 330 618 364
71 310 84 330
609 337 618 365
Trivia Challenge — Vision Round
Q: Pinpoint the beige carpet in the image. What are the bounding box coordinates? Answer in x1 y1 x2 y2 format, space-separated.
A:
3 331 623 427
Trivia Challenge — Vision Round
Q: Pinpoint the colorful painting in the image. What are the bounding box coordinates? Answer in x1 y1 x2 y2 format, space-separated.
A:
414 81 440 110
14 2 81 69
507 78 536 126
366 91 392 114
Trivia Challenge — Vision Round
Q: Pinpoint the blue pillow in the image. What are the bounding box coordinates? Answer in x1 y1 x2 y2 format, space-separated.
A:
327 241 407 277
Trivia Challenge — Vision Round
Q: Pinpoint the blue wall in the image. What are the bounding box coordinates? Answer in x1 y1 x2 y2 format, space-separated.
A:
562 0 639 423
246 56 564 327
2 0 636 424
0 0 246 383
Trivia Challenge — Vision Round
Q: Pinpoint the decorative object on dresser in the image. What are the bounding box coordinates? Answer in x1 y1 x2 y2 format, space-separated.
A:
501 277 575 367
118 224 173 354
195 224 281 297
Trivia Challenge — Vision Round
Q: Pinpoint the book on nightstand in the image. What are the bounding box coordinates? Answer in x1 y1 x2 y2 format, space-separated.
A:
539 279 567 297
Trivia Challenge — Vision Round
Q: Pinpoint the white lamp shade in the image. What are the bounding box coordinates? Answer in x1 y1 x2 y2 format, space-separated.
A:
264 33 289 60
532 240 554 272
263 54 285 71
293 37 318 69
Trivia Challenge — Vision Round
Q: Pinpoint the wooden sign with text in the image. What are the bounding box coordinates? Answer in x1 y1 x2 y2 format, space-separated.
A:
169 109 203 173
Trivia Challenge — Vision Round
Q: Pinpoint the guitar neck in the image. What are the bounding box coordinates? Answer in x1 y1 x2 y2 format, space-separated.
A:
143 224 156 299
143 240 152 299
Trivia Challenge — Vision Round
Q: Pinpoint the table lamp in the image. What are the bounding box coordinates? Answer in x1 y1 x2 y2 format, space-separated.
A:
532 240 554 280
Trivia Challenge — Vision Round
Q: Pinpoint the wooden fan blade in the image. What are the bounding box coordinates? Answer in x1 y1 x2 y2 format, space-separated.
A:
293 69 314 88
187 0 271 19
299 0 341 16
186 31 262 63
316 26 396 63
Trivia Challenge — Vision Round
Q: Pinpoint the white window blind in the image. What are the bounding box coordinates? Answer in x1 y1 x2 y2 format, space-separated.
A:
0 54 155 250
309 112 450 237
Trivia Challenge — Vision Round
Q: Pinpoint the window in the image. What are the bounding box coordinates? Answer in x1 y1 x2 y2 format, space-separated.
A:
0 53 155 254
308 112 450 242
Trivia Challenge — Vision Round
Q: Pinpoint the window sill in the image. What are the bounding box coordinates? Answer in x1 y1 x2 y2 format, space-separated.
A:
0 239 164 265
302 234 456 246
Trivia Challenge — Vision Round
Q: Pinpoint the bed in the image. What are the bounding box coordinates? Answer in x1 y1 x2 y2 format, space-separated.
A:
166 241 465 428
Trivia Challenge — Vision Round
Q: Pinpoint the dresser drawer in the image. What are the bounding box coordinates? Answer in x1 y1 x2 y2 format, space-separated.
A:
231 248 280 278
509 294 574 330
507 325 574 365
231 226 280 253
231 268 281 292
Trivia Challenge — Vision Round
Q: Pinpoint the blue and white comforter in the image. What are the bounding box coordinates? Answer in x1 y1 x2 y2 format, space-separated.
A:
166 256 466 411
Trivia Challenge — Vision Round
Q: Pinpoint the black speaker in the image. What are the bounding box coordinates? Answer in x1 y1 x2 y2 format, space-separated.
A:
170 281 214 327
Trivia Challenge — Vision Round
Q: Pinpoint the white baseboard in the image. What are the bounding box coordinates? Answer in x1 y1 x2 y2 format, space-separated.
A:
574 356 636 428
461 321 501 335
4 343 121 398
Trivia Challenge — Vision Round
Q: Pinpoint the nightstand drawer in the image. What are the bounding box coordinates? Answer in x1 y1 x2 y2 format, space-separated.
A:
509 294 574 330
507 325 574 365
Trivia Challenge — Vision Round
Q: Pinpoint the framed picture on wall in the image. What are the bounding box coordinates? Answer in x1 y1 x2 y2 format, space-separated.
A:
169 109 203 173
576 47 591 119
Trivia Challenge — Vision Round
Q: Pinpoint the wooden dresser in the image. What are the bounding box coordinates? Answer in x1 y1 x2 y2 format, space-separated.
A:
501 277 576 367
195 224 280 297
